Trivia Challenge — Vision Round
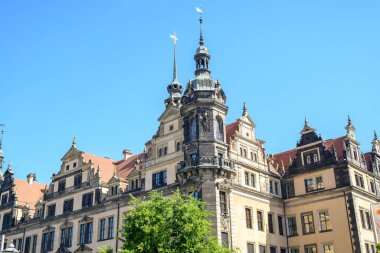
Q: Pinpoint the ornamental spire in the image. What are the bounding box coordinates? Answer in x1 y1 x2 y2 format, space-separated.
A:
72 136 77 149
196 7 204 46
0 124 4 171
166 33 183 107
374 130 378 141
170 33 178 82
242 102 248 116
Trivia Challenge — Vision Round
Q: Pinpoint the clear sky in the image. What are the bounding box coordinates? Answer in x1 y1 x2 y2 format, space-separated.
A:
1 0 379 184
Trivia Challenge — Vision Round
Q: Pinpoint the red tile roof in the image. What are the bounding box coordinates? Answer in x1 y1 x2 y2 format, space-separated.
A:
13 179 46 207
115 153 144 179
226 121 239 144
272 136 347 173
82 153 116 182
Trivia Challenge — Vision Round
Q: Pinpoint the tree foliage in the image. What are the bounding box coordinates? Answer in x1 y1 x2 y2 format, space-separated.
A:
119 190 235 253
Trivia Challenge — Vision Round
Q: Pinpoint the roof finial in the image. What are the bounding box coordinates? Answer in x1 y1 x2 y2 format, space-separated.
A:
195 7 204 46
0 124 4 150
170 33 178 82
242 102 248 116
72 136 76 148
374 130 378 141
347 115 352 126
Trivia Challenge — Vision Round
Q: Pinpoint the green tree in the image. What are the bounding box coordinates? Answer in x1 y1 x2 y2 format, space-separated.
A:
119 190 236 253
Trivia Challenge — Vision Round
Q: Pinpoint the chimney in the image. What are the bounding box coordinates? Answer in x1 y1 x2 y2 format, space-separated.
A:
27 173 36 184
123 149 132 160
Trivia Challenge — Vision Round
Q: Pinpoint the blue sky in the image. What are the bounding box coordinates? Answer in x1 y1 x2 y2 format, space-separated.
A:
1 0 379 184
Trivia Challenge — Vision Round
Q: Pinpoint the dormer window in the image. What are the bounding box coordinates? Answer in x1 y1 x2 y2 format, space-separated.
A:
73 162 77 168
176 142 181 152
353 148 358 160
169 125 174 131
1 193 8 205
313 154 318 163
306 156 311 164
66 165 69 171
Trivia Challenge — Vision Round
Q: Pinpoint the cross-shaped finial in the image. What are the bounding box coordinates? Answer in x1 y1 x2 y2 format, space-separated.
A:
170 33 178 45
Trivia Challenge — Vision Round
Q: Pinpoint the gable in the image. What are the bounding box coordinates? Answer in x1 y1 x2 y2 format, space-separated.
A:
158 105 180 122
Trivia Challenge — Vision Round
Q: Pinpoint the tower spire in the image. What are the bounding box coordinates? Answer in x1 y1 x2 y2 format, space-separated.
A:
0 124 4 171
170 33 178 82
166 33 183 107
374 130 378 141
242 102 248 116
196 7 204 46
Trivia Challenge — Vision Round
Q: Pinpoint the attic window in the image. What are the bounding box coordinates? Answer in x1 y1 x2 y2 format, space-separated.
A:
169 125 174 131
73 162 77 168
246 133 249 137
313 154 318 163
66 165 70 171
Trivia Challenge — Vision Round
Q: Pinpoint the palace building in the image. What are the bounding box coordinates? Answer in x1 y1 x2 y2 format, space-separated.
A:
0 15 379 253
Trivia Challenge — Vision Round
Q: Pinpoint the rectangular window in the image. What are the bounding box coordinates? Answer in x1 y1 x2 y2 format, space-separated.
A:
305 244 317 253
41 231 54 253
108 217 114 239
257 211 264 231
259 245 266 253
82 192 93 208
274 182 279 195
220 191 227 215
365 211 372 229
301 212 315 234
365 244 370 253
289 248 300 253
280 249 286 253
80 222 93 244
99 219 106 240
221 232 229 248
270 247 276 253
319 210 332 231
58 180 66 192
360 209 366 228
2 212 12 230
245 172 249 185
355 173 364 188
63 199 74 214
251 174 255 188
17 238 22 251
1 193 8 205
152 171 167 188
25 237 31 253
74 173 82 187
322 243 334 253
47 204 56 218
268 213 274 233
305 176 324 192
245 208 252 229
278 216 284 235
370 180 376 193
247 243 254 253
60 227 72 247
287 216 297 236
371 244 376 253
32 235 37 253
269 181 274 194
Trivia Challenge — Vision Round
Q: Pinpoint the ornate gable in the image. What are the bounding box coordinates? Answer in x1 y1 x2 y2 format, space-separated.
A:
158 105 180 123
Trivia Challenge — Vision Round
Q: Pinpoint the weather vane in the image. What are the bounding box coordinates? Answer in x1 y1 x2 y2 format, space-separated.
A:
195 7 203 15
170 33 178 45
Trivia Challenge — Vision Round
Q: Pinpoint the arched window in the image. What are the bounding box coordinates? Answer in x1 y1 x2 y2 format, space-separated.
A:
313 154 318 163
190 119 197 141
254 153 258 162
250 152 253 160
164 147 168 156
306 156 311 164
135 179 138 189
240 148 243 156
216 117 224 141
243 149 247 158
158 148 162 157
176 142 181 152
131 180 134 190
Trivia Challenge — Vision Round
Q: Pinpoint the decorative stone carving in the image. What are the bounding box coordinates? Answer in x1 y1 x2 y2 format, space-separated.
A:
200 110 210 132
